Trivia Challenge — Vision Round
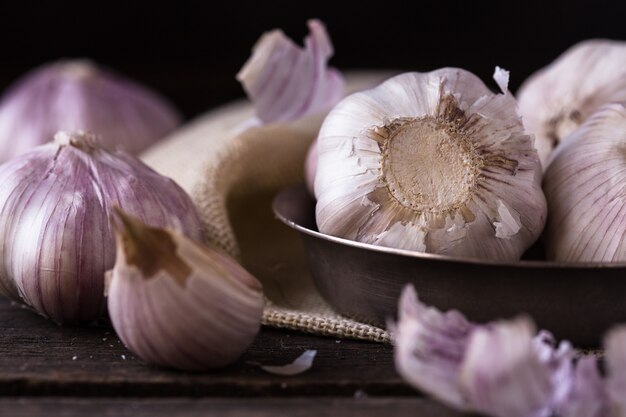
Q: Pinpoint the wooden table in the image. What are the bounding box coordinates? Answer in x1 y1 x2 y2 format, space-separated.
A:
0 296 469 416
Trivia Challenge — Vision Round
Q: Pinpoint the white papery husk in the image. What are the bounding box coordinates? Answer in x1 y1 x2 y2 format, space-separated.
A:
517 39 626 168
315 68 546 261
107 212 264 371
605 326 626 417
544 103 626 262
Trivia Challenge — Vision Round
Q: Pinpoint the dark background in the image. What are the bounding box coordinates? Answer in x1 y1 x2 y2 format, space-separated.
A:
0 0 624 119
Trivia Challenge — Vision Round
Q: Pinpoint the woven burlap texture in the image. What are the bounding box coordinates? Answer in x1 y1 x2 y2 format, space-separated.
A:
141 73 391 343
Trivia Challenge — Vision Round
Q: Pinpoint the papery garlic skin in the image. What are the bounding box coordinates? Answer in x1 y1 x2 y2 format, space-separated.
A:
0 131 204 324
315 68 546 261
0 60 181 163
517 39 626 168
108 211 263 371
544 103 626 262
391 285 474 408
235 18 345 197
392 285 605 417
459 319 554 417
554 356 608 417
237 19 344 124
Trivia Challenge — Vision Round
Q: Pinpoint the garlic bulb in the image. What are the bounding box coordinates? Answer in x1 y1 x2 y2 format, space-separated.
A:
0 60 181 163
517 39 626 168
0 131 204 324
315 68 546 261
544 103 626 262
108 210 263 371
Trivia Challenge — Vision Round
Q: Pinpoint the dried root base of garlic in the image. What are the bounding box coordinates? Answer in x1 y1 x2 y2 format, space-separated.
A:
315 68 546 261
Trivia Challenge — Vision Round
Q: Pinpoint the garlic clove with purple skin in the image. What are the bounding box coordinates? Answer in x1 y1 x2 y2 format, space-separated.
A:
0 131 204 324
517 39 626 168
108 209 264 371
544 103 626 262
315 67 546 261
0 59 181 163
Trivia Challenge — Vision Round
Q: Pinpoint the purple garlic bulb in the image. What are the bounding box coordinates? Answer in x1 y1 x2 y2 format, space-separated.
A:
0 131 204 324
0 60 181 163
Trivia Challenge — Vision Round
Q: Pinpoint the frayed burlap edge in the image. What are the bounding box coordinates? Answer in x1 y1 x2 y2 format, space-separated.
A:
262 298 390 343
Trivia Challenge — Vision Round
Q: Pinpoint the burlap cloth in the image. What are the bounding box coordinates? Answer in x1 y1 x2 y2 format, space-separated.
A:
141 72 391 343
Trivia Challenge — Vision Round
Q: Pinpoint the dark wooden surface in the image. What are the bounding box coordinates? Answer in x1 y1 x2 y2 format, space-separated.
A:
0 398 466 417
0 296 465 416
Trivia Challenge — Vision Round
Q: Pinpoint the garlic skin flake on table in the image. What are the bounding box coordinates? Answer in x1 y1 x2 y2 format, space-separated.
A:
544 103 626 262
315 67 546 261
107 210 264 371
517 39 626 168
0 131 204 324
260 350 317 376
0 60 181 163
392 285 609 417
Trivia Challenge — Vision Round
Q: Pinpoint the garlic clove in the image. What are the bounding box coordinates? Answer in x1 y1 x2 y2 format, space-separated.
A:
315 68 546 261
543 103 626 262
108 209 264 371
517 39 626 168
0 131 204 324
237 19 345 124
0 59 181 163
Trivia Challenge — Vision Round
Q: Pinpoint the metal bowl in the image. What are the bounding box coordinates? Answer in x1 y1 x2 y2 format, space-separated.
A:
273 184 626 346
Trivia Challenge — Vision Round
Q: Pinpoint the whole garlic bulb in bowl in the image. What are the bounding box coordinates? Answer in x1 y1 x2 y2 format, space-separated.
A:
544 103 626 262
108 210 264 371
517 39 626 168
314 68 546 261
